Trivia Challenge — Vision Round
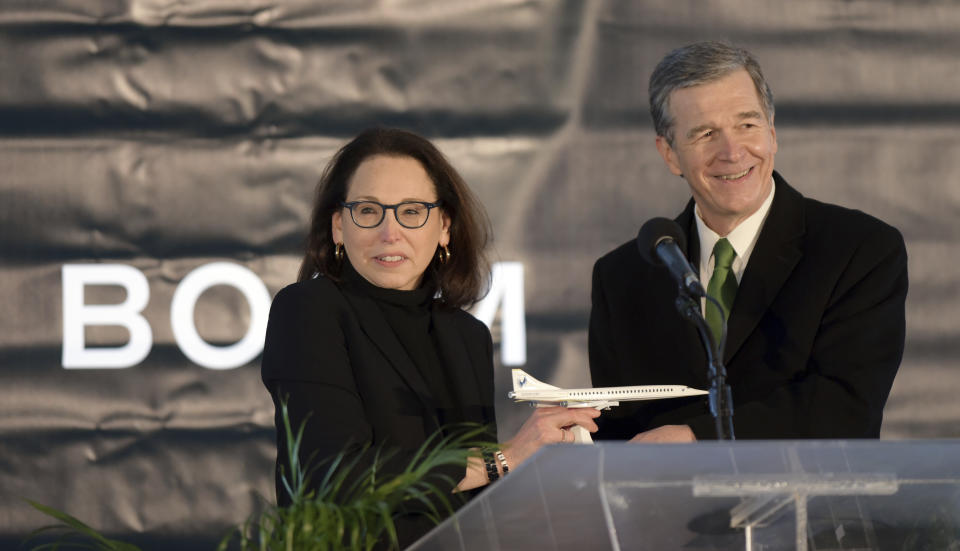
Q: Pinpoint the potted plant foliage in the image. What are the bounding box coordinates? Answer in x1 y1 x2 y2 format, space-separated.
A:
26 401 491 551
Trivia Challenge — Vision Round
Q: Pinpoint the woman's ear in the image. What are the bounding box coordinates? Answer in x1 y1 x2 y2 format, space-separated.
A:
332 211 343 244
439 211 451 247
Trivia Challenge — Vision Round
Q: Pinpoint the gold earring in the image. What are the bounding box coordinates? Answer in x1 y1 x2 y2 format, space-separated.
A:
438 245 451 264
335 243 344 261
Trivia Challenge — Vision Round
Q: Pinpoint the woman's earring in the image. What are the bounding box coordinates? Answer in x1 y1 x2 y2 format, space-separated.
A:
438 245 451 264
335 243 344 261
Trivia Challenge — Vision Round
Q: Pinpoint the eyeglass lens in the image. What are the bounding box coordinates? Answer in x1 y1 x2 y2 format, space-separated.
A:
350 201 432 228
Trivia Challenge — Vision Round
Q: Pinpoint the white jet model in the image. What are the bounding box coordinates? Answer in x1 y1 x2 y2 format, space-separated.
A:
508 368 708 443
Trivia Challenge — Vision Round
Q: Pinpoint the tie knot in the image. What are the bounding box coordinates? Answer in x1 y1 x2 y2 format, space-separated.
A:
713 238 736 269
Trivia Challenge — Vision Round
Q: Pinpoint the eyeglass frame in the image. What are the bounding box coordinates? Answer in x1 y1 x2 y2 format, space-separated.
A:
340 200 443 229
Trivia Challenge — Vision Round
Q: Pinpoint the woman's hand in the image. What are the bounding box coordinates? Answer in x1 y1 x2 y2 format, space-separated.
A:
457 407 600 491
501 406 601 469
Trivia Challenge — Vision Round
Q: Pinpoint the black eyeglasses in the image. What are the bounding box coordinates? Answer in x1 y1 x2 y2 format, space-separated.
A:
341 200 441 229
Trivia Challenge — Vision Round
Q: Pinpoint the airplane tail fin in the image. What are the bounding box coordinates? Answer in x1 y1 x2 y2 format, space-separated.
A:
511 369 558 391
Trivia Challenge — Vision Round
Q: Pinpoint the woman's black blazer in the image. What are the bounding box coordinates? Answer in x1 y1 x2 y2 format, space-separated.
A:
260 275 496 505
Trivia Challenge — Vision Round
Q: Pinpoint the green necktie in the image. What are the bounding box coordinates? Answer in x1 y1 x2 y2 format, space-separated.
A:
705 238 738 344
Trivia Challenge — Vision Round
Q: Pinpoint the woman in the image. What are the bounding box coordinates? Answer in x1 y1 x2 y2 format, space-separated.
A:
261 128 599 546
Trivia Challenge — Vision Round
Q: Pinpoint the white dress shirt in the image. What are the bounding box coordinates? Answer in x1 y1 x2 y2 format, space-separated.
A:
695 180 776 313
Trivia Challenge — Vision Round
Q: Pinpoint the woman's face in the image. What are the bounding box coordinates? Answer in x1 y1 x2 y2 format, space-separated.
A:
332 154 450 291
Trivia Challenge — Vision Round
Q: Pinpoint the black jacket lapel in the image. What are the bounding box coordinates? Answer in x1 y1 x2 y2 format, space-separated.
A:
432 309 487 423
724 172 805 363
670 203 713 389
341 290 436 413
676 200 700 270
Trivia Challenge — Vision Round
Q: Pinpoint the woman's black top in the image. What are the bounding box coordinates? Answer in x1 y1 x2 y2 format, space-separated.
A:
341 262 469 429
261 260 497 548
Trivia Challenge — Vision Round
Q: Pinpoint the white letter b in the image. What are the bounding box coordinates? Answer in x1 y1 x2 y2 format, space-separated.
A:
62 264 152 369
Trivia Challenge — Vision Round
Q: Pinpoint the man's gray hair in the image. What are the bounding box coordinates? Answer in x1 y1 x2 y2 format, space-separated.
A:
649 41 774 145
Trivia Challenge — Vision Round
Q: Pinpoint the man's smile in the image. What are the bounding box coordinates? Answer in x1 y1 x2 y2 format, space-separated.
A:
716 167 753 182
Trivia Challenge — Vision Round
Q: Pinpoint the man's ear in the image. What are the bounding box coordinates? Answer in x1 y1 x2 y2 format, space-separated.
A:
655 135 684 177
332 211 343 244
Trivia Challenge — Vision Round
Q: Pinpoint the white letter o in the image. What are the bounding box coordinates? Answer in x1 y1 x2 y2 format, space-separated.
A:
170 262 271 370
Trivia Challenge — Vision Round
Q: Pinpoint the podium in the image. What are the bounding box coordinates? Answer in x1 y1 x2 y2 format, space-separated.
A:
409 440 960 550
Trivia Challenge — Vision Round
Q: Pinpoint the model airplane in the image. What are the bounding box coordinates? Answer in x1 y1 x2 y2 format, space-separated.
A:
508 368 708 444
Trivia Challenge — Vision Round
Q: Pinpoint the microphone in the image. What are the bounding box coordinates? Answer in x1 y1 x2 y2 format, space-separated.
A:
637 217 705 297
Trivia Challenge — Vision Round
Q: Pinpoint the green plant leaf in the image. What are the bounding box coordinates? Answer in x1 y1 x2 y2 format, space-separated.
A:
24 500 145 551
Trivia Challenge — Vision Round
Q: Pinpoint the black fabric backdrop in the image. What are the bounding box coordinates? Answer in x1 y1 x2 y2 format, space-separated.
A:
1 0 958 546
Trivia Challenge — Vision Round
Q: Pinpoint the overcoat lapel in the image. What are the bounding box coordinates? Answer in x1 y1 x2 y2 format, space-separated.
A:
675 202 711 388
676 202 699 270
341 290 437 414
432 309 486 421
724 173 804 363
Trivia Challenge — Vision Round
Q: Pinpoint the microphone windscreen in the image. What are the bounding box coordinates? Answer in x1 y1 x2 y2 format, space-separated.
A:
636 217 687 265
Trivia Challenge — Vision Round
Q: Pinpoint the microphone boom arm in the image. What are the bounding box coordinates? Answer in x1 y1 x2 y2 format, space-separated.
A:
674 285 735 440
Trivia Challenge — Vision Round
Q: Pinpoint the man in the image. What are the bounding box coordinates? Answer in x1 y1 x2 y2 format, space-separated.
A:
589 42 908 442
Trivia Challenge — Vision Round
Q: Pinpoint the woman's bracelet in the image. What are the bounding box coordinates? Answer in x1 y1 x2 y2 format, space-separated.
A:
495 450 509 475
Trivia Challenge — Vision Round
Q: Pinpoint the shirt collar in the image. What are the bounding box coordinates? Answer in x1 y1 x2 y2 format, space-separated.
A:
696 178 776 269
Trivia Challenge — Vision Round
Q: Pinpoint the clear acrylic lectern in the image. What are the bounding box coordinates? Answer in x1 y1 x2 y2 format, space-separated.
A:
409 440 960 550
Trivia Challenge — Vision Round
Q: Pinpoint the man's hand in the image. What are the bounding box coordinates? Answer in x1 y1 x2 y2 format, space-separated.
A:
628 424 696 443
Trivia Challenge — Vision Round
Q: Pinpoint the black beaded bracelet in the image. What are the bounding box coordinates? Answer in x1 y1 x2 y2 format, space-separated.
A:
495 450 509 475
483 450 499 482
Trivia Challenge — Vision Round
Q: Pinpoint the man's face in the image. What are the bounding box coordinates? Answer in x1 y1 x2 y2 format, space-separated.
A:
655 69 777 235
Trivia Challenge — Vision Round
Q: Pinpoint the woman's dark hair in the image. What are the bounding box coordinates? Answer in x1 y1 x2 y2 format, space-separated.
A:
298 127 492 309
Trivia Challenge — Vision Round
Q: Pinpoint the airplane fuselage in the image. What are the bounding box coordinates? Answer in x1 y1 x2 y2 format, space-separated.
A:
509 384 705 405
507 368 708 410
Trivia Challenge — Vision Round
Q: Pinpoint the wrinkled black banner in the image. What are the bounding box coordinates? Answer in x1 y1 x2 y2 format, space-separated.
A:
2 0 959 545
